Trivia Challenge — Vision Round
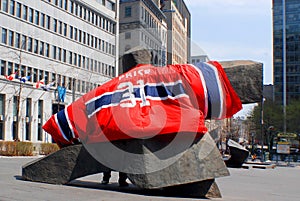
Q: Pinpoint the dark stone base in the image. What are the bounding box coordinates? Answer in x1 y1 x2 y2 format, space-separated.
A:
163 179 222 198
22 133 227 198
22 144 110 184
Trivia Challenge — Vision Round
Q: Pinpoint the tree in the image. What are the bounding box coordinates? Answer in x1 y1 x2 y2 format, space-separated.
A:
248 99 300 139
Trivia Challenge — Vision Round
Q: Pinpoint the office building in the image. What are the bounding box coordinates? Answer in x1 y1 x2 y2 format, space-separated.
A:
119 0 167 73
163 0 191 64
273 0 300 103
0 0 118 142
191 42 209 64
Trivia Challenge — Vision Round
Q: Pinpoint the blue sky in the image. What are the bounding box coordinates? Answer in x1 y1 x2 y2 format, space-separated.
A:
185 0 273 85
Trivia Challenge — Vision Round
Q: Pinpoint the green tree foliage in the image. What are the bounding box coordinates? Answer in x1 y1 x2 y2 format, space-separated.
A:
249 100 300 134
286 101 300 133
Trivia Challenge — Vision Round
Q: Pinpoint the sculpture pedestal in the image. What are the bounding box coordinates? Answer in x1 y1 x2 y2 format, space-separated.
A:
22 133 228 198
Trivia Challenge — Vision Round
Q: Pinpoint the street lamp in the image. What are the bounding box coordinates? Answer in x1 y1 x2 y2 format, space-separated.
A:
251 131 256 155
260 96 266 162
267 126 275 160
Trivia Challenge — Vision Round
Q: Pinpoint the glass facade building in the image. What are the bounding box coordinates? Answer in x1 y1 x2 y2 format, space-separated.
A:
273 0 300 103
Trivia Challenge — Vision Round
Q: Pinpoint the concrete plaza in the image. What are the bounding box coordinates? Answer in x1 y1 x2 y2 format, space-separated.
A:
0 156 299 201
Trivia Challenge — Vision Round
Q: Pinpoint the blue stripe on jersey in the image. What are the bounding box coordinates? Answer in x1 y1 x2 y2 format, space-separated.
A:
86 82 186 117
194 62 221 119
56 109 73 141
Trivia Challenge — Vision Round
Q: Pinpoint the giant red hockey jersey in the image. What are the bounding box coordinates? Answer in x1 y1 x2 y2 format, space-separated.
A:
43 62 242 148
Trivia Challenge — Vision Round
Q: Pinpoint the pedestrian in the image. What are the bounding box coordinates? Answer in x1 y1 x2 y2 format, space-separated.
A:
101 170 129 187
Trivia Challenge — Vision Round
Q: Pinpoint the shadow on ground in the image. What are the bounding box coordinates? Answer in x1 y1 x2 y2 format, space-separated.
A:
67 179 208 200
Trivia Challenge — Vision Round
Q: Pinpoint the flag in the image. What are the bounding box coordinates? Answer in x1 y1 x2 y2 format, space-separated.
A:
43 62 242 148
41 81 55 91
57 85 66 102
20 75 31 83
34 79 44 88
5 71 19 81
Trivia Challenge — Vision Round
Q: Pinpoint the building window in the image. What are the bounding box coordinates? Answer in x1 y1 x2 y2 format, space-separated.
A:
27 66 32 77
33 69 37 82
34 39 38 54
58 21 62 34
8 30 13 46
73 53 77 66
69 26 73 39
63 49 66 62
39 41 44 55
28 8 33 23
86 58 91 70
79 5 82 18
58 0 63 8
44 71 49 83
53 19 57 32
9 0 14 15
15 32 20 48
2 0 8 12
63 23 67 36
40 13 45 27
74 27 77 40
52 46 56 59
7 61 12 75
22 5 27 20
125 6 131 17
82 32 86 44
45 43 49 57
46 15 51 30
78 55 81 67
69 0 73 13
21 35 26 50
51 72 56 82
87 34 91 46
64 0 68 10
34 10 39 25
16 2 21 18
2 28 7 44
106 1 114 11
78 30 82 43
69 51 72 64
0 60 6 76
57 47 61 61
38 69 44 81
82 56 85 68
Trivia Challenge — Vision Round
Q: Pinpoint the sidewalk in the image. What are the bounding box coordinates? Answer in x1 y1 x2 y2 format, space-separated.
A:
1 156 300 201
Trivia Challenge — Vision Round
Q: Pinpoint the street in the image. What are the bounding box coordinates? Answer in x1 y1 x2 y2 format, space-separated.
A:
0 156 300 201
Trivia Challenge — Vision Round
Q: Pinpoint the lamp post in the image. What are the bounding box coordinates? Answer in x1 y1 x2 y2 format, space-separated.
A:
251 131 256 155
268 126 275 160
260 96 265 162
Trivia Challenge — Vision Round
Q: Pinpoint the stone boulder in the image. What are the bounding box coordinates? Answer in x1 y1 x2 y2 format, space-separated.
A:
220 60 263 104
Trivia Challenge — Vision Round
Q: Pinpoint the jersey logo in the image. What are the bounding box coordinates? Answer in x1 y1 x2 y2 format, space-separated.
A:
85 80 188 118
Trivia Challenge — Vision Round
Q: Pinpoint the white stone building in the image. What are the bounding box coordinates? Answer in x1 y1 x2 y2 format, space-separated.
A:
0 0 118 143
191 42 209 64
119 0 167 74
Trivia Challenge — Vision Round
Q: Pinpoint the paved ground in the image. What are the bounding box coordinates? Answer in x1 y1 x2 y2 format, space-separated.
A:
0 156 300 201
